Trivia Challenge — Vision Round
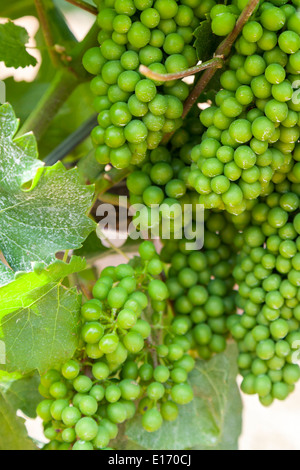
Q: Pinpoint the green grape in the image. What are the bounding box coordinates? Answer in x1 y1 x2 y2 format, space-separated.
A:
142 408 163 432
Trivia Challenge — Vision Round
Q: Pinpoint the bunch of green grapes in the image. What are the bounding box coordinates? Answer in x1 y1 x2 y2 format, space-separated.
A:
126 111 203 237
37 241 194 450
189 0 300 215
161 212 239 360
229 184 300 405
82 0 213 170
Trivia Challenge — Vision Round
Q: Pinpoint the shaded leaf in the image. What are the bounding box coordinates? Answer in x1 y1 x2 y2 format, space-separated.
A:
191 344 243 450
0 21 37 69
194 20 222 63
0 391 36 450
1 0 37 20
114 344 242 450
0 373 41 419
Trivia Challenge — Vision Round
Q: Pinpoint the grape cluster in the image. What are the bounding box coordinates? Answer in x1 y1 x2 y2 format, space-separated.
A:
189 0 300 215
37 242 194 450
126 111 203 236
161 212 238 359
83 0 208 170
230 184 300 405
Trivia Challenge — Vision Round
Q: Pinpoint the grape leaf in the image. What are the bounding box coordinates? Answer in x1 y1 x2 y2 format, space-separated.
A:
0 261 14 287
0 373 41 419
0 104 43 191
191 344 243 450
0 103 96 273
2 0 37 20
0 392 37 450
113 344 242 450
0 256 86 317
0 257 86 374
0 21 37 69
194 20 222 63
5 0 77 125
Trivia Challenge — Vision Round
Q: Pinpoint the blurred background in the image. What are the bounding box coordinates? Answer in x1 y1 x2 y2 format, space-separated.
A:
2 0 300 451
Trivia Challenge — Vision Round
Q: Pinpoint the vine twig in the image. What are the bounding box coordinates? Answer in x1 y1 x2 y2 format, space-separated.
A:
98 192 131 209
34 0 60 67
95 168 131 197
162 0 261 144
139 56 224 83
19 70 78 141
18 23 99 141
97 229 131 261
182 0 261 119
64 0 98 14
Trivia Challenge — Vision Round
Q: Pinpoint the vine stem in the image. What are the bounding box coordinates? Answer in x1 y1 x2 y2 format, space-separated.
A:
139 56 224 82
162 0 261 144
182 0 260 119
34 0 60 67
19 70 78 141
97 229 131 261
64 0 98 14
18 23 99 141
86 0 260 192
98 192 131 208
95 167 131 198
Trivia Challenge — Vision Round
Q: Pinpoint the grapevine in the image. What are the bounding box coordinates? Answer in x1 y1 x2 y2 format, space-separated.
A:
38 242 195 450
1 0 300 453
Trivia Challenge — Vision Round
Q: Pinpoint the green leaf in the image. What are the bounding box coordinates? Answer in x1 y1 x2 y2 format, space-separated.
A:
191 344 243 450
0 103 96 273
2 285 82 375
0 104 43 191
194 20 222 63
0 21 37 69
0 257 86 374
2 0 36 20
0 256 86 316
114 345 242 450
0 373 41 419
0 391 36 450
0 262 14 287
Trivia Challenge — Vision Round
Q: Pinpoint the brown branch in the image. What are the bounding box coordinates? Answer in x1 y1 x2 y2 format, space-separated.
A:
183 0 260 119
162 0 260 144
139 56 224 83
64 0 98 14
